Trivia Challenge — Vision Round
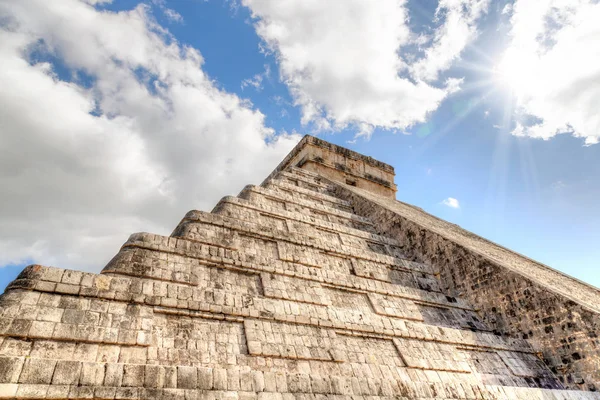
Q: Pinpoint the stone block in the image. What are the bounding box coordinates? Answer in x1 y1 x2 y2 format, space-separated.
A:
62 270 84 285
0 319 11 336
240 370 254 392
115 387 139 399
257 393 283 400
183 389 199 400
140 388 162 400
6 319 32 337
0 338 31 357
0 384 18 398
238 392 257 400
227 368 240 391
80 362 105 386
69 386 95 399
253 371 265 393
274 372 287 393
16 384 49 398
52 360 81 385
287 373 311 393
0 357 24 383
17 305 38 320
97 344 121 363
197 367 213 390
55 283 80 295
28 320 55 337
104 363 124 387
36 307 64 323
35 280 57 292
18 358 56 384
164 366 177 388
19 292 41 306
123 364 145 387
38 267 65 282
177 366 197 389
263 372 277 392
213 368 227 390
94 386 117 399
118 346 147 364
62 309 86 324
144 365 164 388
310 376 330 394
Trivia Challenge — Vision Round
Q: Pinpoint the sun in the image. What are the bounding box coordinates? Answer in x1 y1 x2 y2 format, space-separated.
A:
496 52 520 87
493 48 538 98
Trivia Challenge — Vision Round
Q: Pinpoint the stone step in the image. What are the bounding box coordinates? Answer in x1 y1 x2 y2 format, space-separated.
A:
238 187 372 231
261 179 352 210
239 185 369 233
278 170 333 192
2 134 598 397
103 235 525 345
217 194 401 250
0 376 595 399
102 234 461 314
2 264 537 354
265 179 342 205
174 210 436 278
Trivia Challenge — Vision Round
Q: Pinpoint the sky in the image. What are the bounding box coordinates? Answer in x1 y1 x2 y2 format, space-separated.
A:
0 0 599 293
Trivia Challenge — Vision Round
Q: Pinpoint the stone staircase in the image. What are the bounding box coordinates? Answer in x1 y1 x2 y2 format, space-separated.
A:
0 165 596 399
1 136 598 399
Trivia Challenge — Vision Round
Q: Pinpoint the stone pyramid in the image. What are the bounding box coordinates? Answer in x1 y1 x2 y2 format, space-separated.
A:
1 135 599 399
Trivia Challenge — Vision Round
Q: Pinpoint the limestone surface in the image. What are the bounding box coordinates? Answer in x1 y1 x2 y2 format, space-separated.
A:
0 135 598 399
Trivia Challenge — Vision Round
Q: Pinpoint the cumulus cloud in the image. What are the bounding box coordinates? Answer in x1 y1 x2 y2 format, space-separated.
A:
81 0 112 4
152 0 183 23
500 0 600 145
0 0 300 271
241 64 271 91
242 0 488 137
411 0 489 82
442 197 460 208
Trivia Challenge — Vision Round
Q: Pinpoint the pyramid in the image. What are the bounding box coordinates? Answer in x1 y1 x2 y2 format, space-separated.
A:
1 135 599 399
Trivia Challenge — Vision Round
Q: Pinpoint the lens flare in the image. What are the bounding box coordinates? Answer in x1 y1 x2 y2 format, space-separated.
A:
494 48 539 98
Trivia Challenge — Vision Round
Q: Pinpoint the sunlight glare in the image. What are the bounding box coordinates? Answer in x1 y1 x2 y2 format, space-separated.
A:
494 48 538 98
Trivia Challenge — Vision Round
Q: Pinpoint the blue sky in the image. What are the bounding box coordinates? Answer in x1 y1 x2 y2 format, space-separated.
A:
0 0 599 293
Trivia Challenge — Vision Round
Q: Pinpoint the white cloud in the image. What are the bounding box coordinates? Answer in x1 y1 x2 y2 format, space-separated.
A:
162 8 183 23
411 0 489 82
501 3 512 15
241 64 271 91
242 0 488 137
444 77 465 94
152 0 183 23
499 0 600 145
442 197 461 208
0 0 300 271
81 0 112 4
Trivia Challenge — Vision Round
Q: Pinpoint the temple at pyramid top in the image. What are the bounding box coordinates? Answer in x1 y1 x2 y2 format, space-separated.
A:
1 134 599 399
265 135 398 199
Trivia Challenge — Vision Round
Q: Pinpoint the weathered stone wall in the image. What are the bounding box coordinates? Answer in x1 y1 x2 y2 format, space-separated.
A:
332 182 600 391
1 135 599 399
263 135 397 199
